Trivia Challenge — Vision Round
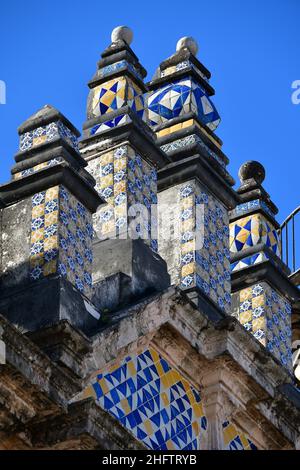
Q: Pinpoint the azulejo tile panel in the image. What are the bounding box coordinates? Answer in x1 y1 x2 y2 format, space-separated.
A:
88 145 157 251
30 186 93 297
230 213 280 257
232 199 276 220
95 60 143 82
233 282 292 369
72 346 208 450
222 421 257 450
87 76 145 121
148 78 220 131
179 181 231 313
19 121 79 152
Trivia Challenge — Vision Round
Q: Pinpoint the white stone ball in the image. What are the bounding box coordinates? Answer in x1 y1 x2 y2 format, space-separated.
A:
176 36 199 56
111 26 133 45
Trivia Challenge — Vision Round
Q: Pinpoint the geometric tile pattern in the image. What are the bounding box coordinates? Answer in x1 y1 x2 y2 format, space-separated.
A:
230 214 280 257
232 282 292 369
89 114 130 137
73 346 208 450
180 182 231 313
231 251 270 272
222 421 258 450
148 78 220 131
13 157 63 180
30 186 93 297
160 133 226 168
87 76 145 121
89 145 158 251
19 120 79 152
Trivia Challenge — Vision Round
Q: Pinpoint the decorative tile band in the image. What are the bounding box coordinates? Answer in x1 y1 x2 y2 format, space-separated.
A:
222 421 257 450
30 186 93 297
160 61 209 83
231 251 270 272
88 145 157 251
13 157 63 180
160 134 226 168
88 114 131 137
231 199 276 220
232 282 292 369
72 346 208 450
179 181 231 313
20 120 79 152
95 60 143 82
230 213 280 257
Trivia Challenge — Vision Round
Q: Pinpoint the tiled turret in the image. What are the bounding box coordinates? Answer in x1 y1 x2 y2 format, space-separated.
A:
230 161 299 370
0 105 103 333
147 37 236 318
80 27 170 311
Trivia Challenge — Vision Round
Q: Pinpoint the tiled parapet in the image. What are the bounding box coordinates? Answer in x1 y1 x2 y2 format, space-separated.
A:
232 282 292 370
71 345 208 450
88 145 157 251
30 186 94 297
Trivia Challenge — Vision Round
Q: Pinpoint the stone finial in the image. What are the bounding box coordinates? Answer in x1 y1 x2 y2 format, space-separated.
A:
238 160 265 185
111 26 133 45
176 36 199 56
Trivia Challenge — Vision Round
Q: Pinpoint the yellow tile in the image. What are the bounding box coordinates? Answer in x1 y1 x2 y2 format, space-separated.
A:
181 240 195 254
181 262 195 277
114 157 127 171
252 295 264 308
98 378 109 395
181 219 194 232
44 211 58 226
161 392 169 407
45 186 59 201
32 204 45 218
192 421 199 435
31 228 44 242
239 310 252 324
44 236 58 251
252 317 265 332
128 361 136 376
43 260 57 276
100 174 113 188
240 288 252 301
114 181 126 194
166 440 175 450
120 398 131 415
144 419 153 435
181 196 194 209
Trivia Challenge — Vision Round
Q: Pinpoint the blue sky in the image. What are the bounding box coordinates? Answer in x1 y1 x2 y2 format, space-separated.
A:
0 0 299 225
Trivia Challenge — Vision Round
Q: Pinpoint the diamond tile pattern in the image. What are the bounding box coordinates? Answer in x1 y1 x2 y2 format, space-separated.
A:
179 182 231 313
30 186 93 297
232 282 292 369
89 145 158 251
75 347 208 450
148 78 220 131
222 421 257 450
230 214 280 256
87 76 145 121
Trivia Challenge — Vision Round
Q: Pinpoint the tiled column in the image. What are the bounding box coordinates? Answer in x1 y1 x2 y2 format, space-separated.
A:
146 37 237 318
0 105 103 333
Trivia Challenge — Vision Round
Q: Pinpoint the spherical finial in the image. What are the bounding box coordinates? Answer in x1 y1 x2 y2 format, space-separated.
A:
238 160 266 185
176 36 199 56
111 26 133 45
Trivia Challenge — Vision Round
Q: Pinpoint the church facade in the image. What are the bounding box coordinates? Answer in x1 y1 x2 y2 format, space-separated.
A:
0 27 299 450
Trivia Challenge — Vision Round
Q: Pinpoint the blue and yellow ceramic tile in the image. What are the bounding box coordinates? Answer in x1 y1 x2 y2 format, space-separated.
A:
73 346 208 450
222 421 257 450
19 121 79 153
179 181 231 313
30 185 93 297
235 282 292 369
148 78 220 131
230 214 280 257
